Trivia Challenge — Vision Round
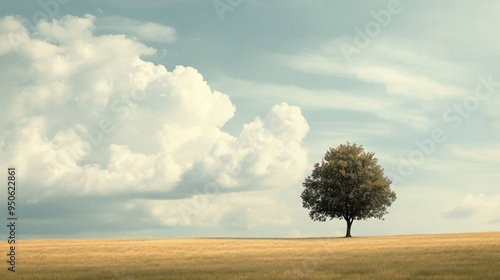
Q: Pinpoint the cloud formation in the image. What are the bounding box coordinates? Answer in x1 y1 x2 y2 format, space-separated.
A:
146 192 292 228
97 16 177 42
0 14 309 231
443 193 500 224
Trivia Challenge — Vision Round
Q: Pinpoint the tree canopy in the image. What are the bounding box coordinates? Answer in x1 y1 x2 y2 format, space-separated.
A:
301 142 396 237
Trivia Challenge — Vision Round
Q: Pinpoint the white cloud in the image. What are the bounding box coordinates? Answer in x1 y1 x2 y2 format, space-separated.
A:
199 102 309 189
97 16 176 43
146 192 292 228
38 14 96 42
0 16 30 55
276 40 467 101
218 76 395 112
443 193 500 224
449 145 500 164
272 38 479 130
0 14 310 208
215 76 433 129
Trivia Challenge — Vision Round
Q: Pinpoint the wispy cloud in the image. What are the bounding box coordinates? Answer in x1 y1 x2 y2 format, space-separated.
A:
97 16 177 43
216 76 433 129
275 41 467 101
443 194 500 224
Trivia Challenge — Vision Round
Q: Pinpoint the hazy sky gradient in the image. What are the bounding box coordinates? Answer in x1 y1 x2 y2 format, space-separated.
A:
0 0 499 239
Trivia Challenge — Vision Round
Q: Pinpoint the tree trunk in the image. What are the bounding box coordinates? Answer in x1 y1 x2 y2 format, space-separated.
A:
345 219 353 238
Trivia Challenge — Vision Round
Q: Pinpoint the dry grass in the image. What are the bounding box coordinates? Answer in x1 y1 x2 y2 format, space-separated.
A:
2 232 499 279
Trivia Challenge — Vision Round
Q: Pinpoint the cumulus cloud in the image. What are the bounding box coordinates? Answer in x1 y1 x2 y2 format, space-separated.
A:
0 14 309 231
196 102 309 188
97 16 177 42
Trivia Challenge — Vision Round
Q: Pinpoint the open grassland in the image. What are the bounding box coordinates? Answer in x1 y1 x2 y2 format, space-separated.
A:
2 232 499 279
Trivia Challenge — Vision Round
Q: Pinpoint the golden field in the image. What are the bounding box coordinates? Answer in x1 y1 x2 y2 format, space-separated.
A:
2 232 499 279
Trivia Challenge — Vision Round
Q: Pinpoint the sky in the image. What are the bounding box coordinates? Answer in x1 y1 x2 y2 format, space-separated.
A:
0 0 499 239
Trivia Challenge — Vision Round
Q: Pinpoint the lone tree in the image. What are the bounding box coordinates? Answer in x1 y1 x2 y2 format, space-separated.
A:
301 142 396 237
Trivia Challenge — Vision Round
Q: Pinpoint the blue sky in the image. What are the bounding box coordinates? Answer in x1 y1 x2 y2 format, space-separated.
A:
0 0 499 239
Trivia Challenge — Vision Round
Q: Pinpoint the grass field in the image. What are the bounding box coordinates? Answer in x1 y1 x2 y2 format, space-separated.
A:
2 232 499 279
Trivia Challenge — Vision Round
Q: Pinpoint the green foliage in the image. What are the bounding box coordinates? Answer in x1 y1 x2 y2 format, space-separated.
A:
301 142 396 235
